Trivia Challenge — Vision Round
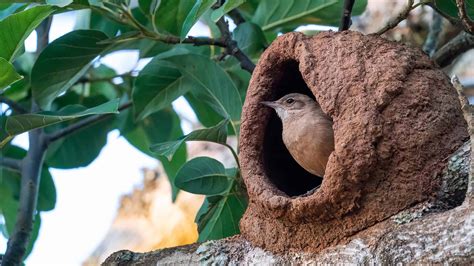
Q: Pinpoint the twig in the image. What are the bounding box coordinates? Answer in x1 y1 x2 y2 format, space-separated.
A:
433 31 474 67
0 157 22 171
339 0 355 31
0 96 28 114
148 34 227 47
423 11 443 57
456 0 474 34
376 0 416 35
216 18 255 73
2 17 52 266
46 101 132 144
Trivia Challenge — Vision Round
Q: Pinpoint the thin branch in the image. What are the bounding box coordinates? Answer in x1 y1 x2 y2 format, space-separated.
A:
456 0 474 34
433 31 474 67
0 96 28 114
46 101 132 144
423 11 443 57
0 157 22 171
75 72 134 85
452 75 474 137
216 18 255 73
376 0 416 35
146 34 227 47
339 0 355 31
2 17 52 266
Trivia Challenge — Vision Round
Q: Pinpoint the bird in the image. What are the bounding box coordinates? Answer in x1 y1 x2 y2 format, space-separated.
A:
261 93 334 177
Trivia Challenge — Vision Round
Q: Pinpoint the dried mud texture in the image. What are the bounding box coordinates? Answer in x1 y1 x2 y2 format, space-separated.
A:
238 31 469 253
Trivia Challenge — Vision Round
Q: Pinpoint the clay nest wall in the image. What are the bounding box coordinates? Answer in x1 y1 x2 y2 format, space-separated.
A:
238 31 468 252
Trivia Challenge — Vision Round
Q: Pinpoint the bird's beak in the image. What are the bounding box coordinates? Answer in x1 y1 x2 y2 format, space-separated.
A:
261 101 279 109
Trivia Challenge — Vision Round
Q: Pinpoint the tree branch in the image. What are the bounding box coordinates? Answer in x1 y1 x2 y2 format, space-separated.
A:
456 0 474 34
46 101 132 144
432 31 474 67
216 18 255 73
0 96 28 114
2 17 52 266
145 34 227 47
376 0 416 35
0 157 22 171
339 0 355 31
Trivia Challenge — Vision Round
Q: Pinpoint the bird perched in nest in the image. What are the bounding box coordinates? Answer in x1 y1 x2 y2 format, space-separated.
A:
262 93 334 177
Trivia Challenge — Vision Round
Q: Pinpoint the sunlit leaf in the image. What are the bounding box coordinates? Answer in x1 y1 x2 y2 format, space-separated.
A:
196 187 247 241
211 0 245 22
31 30 109 110
0 5 55 62
175 157 232 195
153 0 194 36
164 54 242 123
252 0 367 31
180 0 216 40
0 57 22 93
4 99 119 139
132 59 186 120
150 119 229 160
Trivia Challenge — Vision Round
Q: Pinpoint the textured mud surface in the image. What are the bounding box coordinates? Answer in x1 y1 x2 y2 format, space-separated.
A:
238 31 468 252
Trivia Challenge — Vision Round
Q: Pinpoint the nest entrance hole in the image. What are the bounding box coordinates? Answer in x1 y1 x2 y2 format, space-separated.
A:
263 60 323 197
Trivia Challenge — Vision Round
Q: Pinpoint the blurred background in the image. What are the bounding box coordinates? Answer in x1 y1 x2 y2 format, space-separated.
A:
1 0 474 265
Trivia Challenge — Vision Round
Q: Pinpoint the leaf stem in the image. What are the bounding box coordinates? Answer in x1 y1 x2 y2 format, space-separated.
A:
224 143 240 170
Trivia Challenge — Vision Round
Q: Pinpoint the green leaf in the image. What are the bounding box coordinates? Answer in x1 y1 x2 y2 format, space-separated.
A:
0 5 55 62
31 30 110 110
46 0 73 7
434 0 474 19
4 99 119 139
163 54 242 123
0 194 41 258
1 145 57 212
197 189 247 241
89 67 120 100
138 0 159 15
120 107 187 200
211 0 246 22
252 0 367 31
132 59 187 120
0 57 22 93
150 118 229 160
180 0 216 40
185 93 224 127
153 0 195 36
45 95 115 169
232 22 266 57
174 157 232 195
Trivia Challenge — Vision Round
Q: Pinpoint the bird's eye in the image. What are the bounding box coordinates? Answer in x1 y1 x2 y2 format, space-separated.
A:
285 98 295 104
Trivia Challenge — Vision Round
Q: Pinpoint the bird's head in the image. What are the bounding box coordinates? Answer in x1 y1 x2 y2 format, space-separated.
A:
261 93 319 121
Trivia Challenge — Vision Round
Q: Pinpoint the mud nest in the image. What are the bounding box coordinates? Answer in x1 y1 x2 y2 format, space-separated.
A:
238 31 468 252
